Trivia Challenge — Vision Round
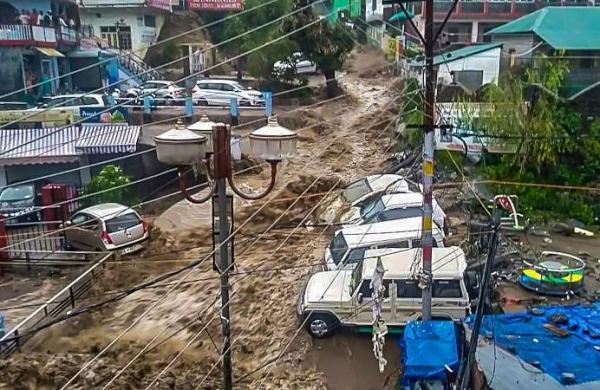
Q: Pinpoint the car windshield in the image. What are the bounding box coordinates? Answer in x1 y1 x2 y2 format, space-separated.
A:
231 82 244 91
377 206 423 223
350 261 363 295
342 179 371 204
360 198 386 222
0 185 34 202
105 212 141 233
329 232 348 265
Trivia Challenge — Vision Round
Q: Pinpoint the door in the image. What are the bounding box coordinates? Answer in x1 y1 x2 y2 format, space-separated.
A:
41 59 57 96
218 83 240 105
395 279 421 323
104 212 145 247
351 279 395 325
117 26 132 50
65 213 101 250
100 26 119 48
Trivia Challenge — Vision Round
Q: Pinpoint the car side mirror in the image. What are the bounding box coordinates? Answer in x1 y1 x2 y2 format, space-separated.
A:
357 293 363 304
64 221 72 227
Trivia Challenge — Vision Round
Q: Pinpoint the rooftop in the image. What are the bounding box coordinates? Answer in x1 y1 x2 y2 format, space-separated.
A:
486 7 600 50
432 43 503 66
337 217 443 247
362 247 467 278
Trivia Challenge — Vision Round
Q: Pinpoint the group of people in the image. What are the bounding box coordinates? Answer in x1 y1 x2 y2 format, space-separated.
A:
15 9 76 29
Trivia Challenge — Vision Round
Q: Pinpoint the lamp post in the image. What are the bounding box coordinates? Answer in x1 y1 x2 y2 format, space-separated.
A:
154 116 297 390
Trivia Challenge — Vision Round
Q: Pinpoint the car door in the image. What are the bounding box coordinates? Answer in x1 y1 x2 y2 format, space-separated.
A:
352 278 395 325
395 279 421 322
65 213 100 251
197 82 221 105
142 82 158 96
218 83 240 105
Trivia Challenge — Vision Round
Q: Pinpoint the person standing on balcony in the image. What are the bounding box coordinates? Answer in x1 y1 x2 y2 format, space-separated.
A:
68 17 75 29
59 15 67 28
18 10 29 25
42 11 51 27
29 9 39 25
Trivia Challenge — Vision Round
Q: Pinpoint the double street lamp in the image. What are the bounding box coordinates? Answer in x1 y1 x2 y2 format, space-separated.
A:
154 115 297 390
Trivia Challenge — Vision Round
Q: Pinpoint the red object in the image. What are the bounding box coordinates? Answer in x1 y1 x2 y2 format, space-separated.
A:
188 0 243 11
41 183 79 226
497 196 514 214
101 230 113 245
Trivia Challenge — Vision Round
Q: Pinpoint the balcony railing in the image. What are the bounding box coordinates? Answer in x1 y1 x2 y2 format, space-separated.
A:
0 25 78 47
430 0 600 19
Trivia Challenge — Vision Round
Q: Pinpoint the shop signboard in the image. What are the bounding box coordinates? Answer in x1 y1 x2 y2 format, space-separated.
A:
188 0 243 11
145 0 172 11
80 107 128 123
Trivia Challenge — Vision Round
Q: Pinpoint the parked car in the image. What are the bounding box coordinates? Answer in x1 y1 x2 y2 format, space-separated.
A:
340 192 449 235
64 203 148 255
125 80 189 105
195 79 264 106
34 94 109 121
325 217 445 270
0 183 42 225
298 247 470 338
319 174 415 224
273 52 317 76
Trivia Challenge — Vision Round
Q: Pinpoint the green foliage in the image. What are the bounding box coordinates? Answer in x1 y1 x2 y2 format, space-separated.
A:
471 57 600 224
84 165 137 207
222 0 297 80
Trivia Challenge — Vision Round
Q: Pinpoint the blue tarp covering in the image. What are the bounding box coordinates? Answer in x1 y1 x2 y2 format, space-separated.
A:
471 302 600 385
399 320 460 385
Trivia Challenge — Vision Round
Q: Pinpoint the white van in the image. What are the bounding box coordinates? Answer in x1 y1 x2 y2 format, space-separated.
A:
325 217 445 270
298 247 470 338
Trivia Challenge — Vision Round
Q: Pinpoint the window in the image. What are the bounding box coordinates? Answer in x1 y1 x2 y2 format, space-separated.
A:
379 241 409 249
432 280 463 298
342 178 371 204
105 213 141 234
346 248 366 265
221 84 235 92
377 207 421 222
144 15 156 28
360 198 386 222
71 214 99 230
82 96 100 105
397 279 421 298
358 279 373 298
329 232 348 265
207 83 222 91
0 185 34 202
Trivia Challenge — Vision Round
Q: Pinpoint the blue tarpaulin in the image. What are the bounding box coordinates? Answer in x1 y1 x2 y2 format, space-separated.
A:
399 320 460 385
472 302 600 385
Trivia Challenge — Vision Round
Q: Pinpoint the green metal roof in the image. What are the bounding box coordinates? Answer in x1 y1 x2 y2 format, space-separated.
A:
389 9 414 23
433 43 503 66
486 7 600 50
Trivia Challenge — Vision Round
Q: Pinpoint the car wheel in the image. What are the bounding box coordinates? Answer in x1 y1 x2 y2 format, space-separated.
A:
199 98 208 106
306 313 337 338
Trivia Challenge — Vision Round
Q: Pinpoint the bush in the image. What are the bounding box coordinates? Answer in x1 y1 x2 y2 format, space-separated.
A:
83 165 138 207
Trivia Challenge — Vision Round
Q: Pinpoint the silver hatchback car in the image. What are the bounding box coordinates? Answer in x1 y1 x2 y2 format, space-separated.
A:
64 203 148 255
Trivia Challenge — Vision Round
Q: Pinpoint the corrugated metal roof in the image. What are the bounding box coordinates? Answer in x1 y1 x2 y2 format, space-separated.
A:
0 127 80 161
486 7 600 50
76 124 141 154
433 43 503 66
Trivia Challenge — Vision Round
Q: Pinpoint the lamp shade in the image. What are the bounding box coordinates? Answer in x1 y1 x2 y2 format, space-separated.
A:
248 116 297 161
187 113 216 153
154 120 207 166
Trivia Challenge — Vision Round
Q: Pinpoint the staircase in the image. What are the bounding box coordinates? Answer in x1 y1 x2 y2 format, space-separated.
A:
110 48 166 87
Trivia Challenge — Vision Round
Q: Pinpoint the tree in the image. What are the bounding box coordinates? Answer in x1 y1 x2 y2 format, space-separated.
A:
285 4 354 97
222 0 297 81
84 165 136 206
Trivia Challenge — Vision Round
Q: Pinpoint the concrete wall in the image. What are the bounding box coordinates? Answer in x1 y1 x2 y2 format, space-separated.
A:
436 47 502 86
490 34 535 72
79 8 166 58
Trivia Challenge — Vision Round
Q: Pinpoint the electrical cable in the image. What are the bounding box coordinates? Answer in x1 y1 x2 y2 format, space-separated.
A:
0 0 283 102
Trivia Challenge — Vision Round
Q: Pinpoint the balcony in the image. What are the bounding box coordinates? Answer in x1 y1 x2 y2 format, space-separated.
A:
56 26 79 45
430 0 600 21
0 25 56 47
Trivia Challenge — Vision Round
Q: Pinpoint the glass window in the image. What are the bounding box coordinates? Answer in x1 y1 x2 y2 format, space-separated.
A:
361 198 386 222
71 213 88 225
359 279 373 298
0 184 34 202
105 212 141 233
329 232 348 265
221 84 235 92
144 15 156 28
346 247 366 264
350 261 363 295
379 241 409 249
82 96 99 105
397 279 421 298
377 206 422 222
432 280 463 298
342 178 371 204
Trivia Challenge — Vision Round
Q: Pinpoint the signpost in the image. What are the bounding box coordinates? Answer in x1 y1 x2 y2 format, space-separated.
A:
263 91 273 117
187 0 243 11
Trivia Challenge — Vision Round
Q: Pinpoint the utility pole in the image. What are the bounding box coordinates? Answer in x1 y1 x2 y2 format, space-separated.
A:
420 0 436 321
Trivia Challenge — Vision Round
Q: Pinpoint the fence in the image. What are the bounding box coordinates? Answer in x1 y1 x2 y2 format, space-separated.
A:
0 24 77 45
0 252 113 356
3 220 65 260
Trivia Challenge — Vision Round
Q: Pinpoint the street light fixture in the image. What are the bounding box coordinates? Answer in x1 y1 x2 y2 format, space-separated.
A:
153 116 297 390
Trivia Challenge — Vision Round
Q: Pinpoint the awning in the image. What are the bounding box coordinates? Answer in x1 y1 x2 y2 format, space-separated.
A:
389 10 414 23
35 47 65 58
0 127 80 166
76 125 141 154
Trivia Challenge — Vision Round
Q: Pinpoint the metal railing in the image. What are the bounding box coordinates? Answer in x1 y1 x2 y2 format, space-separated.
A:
0 25 57 45
56 25 78 43
0 252 113 356
4 220 65 260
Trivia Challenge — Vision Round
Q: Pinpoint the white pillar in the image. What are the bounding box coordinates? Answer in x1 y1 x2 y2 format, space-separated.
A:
471 21 479 43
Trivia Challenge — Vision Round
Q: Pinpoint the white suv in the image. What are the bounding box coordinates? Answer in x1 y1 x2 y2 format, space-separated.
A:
126 80 188 105
298 247 470 338
195 79 264 106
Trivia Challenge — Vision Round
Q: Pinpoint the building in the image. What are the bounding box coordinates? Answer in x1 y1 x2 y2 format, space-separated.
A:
432 43 502 87
78 0 172 59
487 7 600 99
0 0 81 101
413 0 598 44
